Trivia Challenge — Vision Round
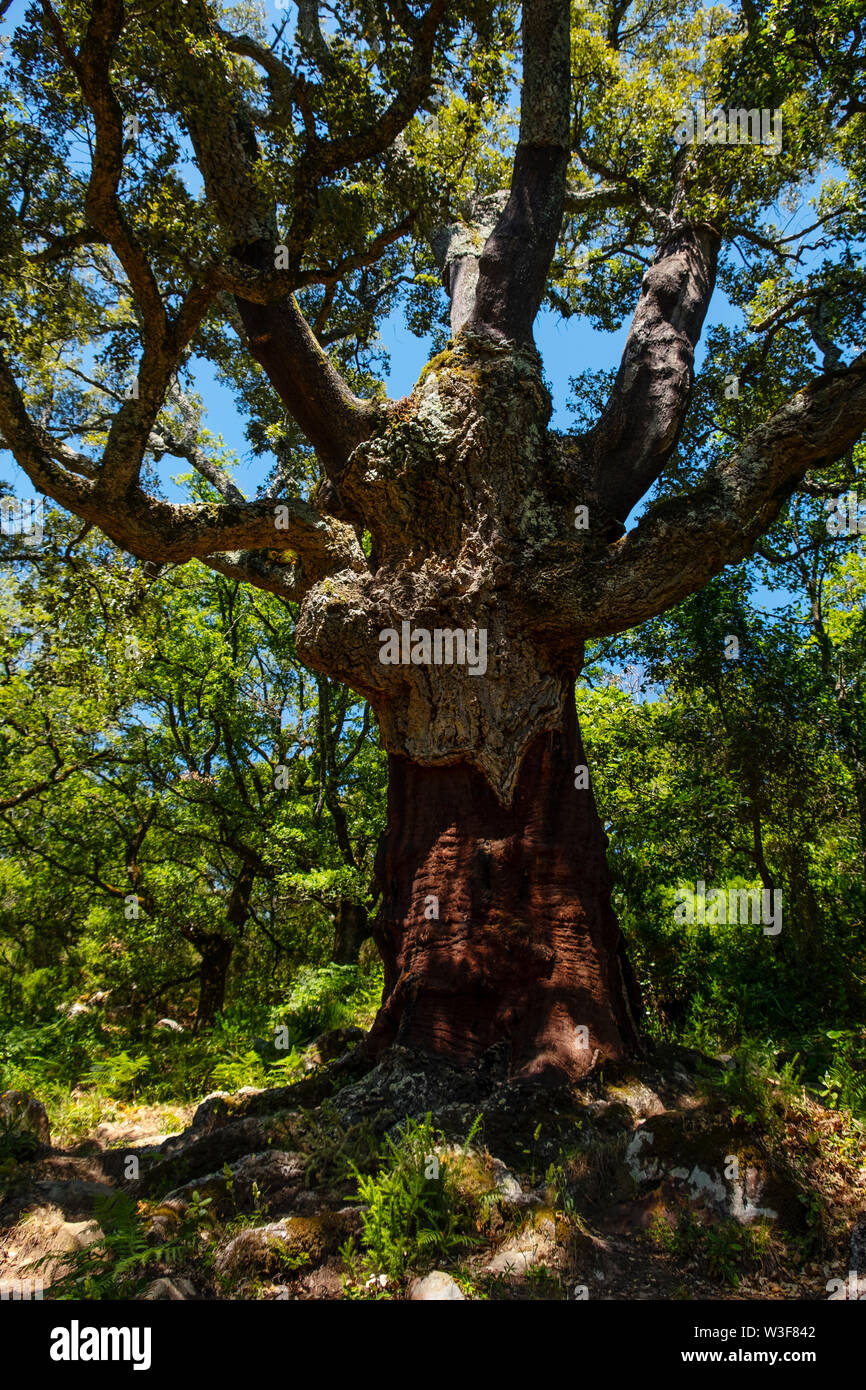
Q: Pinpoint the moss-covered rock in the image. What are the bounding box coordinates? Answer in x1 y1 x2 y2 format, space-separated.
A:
214 1209 361 1278
150 1149 306 1221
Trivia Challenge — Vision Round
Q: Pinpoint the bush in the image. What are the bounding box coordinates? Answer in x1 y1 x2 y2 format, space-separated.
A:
344 1115 481 1285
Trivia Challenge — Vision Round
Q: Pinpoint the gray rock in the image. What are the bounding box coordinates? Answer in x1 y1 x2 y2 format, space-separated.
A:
310 1026 366 1062
214 1209 360 1277
58 1219 103 1251
624 1119 783 1225
192 1085 266 1133
482 1213 556 1276
155 1018 184 1032
490 1157 525 1203
191 1092 232 1130
138 1277 197 1300
30 1179 113 1213
407 1271 466 1300
154 1150 307 1224
0 1090 51 1150
605 1079 665 1119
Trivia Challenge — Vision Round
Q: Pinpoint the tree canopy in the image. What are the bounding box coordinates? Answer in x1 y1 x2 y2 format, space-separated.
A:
0 0 863 621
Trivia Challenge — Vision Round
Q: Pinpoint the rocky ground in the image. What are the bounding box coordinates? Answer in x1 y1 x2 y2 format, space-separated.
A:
1 1039 864 1301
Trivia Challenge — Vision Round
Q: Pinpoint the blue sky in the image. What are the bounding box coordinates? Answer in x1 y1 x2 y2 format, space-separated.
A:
0 0 660 506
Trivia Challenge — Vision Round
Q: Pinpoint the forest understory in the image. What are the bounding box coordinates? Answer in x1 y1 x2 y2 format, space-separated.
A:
2 1028 864 1302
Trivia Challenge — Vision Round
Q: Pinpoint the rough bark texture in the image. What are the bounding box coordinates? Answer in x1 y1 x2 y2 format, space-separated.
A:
194 936 234 1031
470 0 571 343
365 689 642 1082
586 224 721 525
296 333 582 803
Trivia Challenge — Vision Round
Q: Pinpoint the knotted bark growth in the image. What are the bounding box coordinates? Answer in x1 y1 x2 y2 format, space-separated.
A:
296 332 583 802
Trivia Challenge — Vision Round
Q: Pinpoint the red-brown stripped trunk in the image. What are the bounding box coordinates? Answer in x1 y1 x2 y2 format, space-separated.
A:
366 686 643 1081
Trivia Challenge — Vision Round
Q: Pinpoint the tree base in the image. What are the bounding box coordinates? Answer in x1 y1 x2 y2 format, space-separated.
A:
366 691 643 1081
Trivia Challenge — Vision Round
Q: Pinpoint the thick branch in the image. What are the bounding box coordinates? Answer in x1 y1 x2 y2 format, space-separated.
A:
469 0 571 342
94 490 363 578
531 354 866 638
430 193 508 336
171 1 378 475
46 0 167 338
27 225 108 263
0 344 363 584
214 214 414 302
285 0 449 255
585 223 720 525
563 183 637 217
41 0 220 499
202 550 300 600
151 384 246 505
0 759 107 813
215 25 299 121
230 249 380 476
0 347 96 514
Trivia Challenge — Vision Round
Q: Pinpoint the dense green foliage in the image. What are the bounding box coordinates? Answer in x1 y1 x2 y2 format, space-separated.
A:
0 512 386 1126
1 478 864 1125
579 447 866 1109
0 0 863 1140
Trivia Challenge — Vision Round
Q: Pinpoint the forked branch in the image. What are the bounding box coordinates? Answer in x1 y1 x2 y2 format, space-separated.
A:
532 354 866 637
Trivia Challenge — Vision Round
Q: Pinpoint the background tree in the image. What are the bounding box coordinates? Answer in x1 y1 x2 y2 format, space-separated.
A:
0 512 385 1029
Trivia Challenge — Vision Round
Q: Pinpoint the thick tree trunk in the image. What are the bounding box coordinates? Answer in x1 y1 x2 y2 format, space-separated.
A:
366 689 643 1082
293 340 653 1083
194 936 234 1031
332 899 371 965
